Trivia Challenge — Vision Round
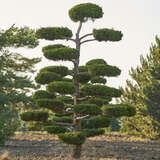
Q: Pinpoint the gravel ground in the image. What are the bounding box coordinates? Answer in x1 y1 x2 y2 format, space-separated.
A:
0 133 160 160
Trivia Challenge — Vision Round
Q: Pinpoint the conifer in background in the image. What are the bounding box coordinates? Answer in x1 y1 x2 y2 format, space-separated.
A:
21 3 135 159
119 36 160 139
0 25 40 145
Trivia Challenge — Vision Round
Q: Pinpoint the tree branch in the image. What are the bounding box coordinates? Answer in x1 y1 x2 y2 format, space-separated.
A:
76 22 82 38
80 39 96 45
80 33 93 40
65 37 76 43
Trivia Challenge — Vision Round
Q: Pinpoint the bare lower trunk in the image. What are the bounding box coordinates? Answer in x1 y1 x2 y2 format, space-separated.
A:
72 145 82 160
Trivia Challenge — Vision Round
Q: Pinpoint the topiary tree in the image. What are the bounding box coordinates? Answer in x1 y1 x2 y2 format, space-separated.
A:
21 3 136 159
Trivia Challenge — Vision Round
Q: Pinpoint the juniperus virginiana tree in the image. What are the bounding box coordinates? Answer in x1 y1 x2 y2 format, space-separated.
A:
119 36 160 139
21 3 136 159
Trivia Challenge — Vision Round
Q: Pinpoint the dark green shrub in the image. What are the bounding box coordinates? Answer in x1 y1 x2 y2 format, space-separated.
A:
36 99 64 113
40 65 69 77
88 64 121 77
78 66 88 72
102 104 136 118
58 132 86 145
81 84 122 98
86 59 107 66
56 96 73 104
45 126 67 134
81 129 105 137
35 71 62 84
43 46 79 61
47 81 75 94
73 104 101 115
52 116 73 123
77 73 91 84
82 117 110 129
36 27 73 40
69 3 103 22
90 76 106 84
20 111 49 122
33 90 56 100
93 28 123 42
81 97 111 107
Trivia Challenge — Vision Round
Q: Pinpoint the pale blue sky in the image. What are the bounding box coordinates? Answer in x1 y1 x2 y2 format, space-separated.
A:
1 0 160 87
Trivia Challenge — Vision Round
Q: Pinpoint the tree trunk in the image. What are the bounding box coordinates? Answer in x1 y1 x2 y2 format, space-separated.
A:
72 145 82 160
72 21 83 160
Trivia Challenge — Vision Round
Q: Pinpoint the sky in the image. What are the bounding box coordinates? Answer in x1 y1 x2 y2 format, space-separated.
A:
1 0 160 88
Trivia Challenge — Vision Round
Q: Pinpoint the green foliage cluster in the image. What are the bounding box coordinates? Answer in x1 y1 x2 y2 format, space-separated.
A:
0 25 40 145
90 76 106 84
82 117 110 129
102 104 136 118
78 66 88 72
47 81 75 94
40 66 69 77
88 64 121 77
77 73 91 84
69 3 103 22
58 132 86 145
52 116 73 123
119 37 160 139
45 126 67 134
33 90 56 100
82 98 111 107
86 59 107 66
36 99 64 112
81 84 122 98
73 104 101 115
36 27 73 40
56 96 73 104
93 28 123 42
0 108 20 145
43 46 79 61
0 25 39 49
81 129 105 137
35 71 62 84
20 111 49 122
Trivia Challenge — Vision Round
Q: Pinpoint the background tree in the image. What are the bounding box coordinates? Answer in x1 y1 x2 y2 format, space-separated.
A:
21 3 136 159
119 36 160 139
0 25 40 145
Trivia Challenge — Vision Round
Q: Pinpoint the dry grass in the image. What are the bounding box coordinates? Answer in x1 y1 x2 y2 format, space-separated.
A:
0 132 160 160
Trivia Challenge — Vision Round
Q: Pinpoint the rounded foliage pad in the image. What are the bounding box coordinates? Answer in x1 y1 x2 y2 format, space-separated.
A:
33 90 56 100
102 104 136 118
44 126 67 134
86 59 107 66
81 84 122 98
58 132 86 145
47 81 75 95
69 3 103 22
20 111 49 122
35 71 62 84
77 73 91 84
36 27 72 40
91 76 106 84
88 64 121 77
42 44 79 61
40 66 69 77
82 117 110 129
81 129 105 137
93 28 123 42
73 104 102 116
36 98 64 113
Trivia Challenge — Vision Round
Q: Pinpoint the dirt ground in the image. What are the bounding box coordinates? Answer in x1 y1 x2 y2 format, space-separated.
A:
0 133 160 160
